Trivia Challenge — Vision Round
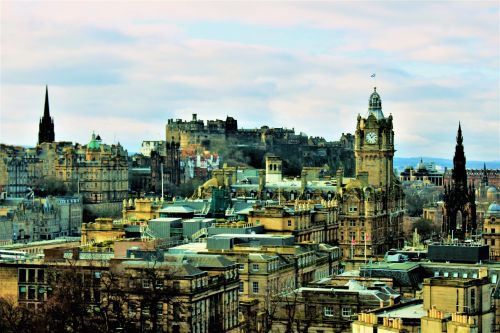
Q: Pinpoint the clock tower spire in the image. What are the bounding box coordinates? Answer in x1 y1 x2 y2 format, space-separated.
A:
354 87 395 188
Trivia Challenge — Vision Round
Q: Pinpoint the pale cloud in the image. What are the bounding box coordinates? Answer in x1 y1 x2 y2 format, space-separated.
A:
0 1 498 161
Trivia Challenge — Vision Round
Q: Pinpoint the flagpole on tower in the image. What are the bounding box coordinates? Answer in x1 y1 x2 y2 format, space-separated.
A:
371 73 377 89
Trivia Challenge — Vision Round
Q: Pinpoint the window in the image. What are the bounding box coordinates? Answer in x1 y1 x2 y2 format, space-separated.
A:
324 306 334 317
492 228 496 234
142 279 151 289
19 269 26 283
252 282 259 293
492 239 496 246
349 220 356 227
434 271 440 277
462 273 468 278
28 269 36 283
470 289 476 312
28 286 36 300
288 220 292 227
156 302 163 317
155 280 164 289
239 282 244 293
19 286 27 300
341 307 351 317
252 264 259 271
238 264 244 270
444 272 449 277
37 269 45 283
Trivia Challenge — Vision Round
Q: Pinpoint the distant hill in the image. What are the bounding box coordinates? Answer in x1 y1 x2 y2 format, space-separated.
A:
394 157 500 171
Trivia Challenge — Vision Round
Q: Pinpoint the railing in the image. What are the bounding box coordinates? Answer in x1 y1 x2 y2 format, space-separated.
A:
191 228 208 240
142 226 157 240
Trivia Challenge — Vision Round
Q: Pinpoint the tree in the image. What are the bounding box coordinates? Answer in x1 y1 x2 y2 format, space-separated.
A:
0 258 185 333
404 186 443 217
0 297 39 333
33 177 68 196
412 218 438 240
42 261 108 333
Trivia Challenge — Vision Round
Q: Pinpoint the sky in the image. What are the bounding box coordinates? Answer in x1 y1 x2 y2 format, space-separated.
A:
1 1 499 161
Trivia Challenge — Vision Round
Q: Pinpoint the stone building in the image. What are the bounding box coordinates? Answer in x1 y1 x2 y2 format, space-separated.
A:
150 138 182 194
24 133 128 218
81 218 125 245
2 88 128 219
422 277 494 333
180 234 340 308
110 256 240 333
443 124 477 240
445 166 500 188
0 195 82 242
0 252 240 333
193 88 405 258
352 276 497 333
140 140 165 157
399 159 444 186
483 203 500 261
273 281 400 333
337 87 405 257
247 201 338 244
165 113 355 177
0 145 41 198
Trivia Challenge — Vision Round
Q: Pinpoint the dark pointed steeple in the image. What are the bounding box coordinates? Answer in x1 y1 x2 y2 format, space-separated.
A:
481 162 489 186
44 85 50 118
452 122 467 189
443 122 476 240
38 85 55 145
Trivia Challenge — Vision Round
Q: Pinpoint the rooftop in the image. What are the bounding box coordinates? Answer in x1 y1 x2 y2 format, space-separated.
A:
373 300 425 319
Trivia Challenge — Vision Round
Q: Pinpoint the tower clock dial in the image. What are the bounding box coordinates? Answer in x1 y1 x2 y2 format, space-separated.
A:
365 132 378 144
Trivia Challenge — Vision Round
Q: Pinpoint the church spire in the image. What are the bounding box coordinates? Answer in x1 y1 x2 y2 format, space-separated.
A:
38 85 55 145
481 162 489 186
457 121 463 145
452 122 467 189
44 85 50 118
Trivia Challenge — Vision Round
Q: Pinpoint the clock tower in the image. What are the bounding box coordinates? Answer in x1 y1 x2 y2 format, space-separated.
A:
354 87 395 188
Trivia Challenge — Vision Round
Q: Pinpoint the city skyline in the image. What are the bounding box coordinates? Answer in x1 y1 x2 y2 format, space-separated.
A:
1 1 498 161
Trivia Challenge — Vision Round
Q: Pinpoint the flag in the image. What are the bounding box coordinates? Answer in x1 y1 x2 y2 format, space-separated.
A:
365 233 371 241
351 238 357 245
370 73 376 78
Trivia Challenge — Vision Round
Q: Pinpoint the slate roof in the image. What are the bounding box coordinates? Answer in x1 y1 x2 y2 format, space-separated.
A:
166 253 236 268
119 260 205 277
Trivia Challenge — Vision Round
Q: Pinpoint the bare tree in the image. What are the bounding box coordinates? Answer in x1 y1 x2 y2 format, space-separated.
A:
0 296 39 333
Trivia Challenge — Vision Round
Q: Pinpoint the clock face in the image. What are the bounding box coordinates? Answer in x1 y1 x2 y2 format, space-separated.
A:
365 132 378 144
